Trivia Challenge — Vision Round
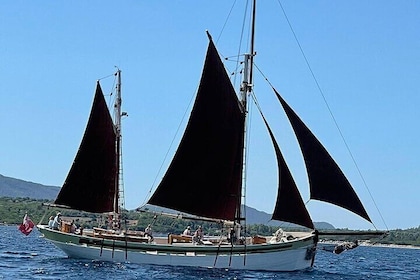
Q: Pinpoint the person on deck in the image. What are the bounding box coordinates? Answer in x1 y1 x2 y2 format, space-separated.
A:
228 227 237 244
182 226 191 236
70 221 77 233
144 224 153 241
192 226 204 244
52 213 62 230
48 216 54 228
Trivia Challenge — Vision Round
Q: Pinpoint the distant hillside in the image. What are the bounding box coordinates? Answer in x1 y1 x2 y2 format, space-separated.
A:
0 173 334 228
245 206 334 229
141 205 335 229
0 174 59 200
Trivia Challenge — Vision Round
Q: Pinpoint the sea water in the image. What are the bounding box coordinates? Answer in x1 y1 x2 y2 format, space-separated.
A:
0 226 418 279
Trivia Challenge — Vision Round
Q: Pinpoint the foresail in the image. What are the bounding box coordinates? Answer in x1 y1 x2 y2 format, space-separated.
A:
147 38 245 221
273 88 371 222
55 82 117 213
259 112 314 229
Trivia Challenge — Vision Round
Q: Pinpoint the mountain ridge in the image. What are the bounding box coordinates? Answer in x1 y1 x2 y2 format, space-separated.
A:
0 173 334 229
0 174 59 200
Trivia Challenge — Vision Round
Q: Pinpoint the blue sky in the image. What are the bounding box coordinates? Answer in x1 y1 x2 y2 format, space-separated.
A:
0 1 419 230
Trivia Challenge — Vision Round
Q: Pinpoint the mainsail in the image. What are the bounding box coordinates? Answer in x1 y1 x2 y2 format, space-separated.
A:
273 89 371 222
55 82 117 213
148 37 316 229
148 39 245 222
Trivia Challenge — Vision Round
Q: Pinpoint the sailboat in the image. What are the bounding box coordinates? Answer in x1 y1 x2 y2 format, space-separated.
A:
37 0 383 272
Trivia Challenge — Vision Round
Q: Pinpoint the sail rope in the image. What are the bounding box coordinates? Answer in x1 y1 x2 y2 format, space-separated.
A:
37 208 56 225
97 72 116 81
233 0 251 89
215 0 251 91
215 0 237 44
141 84 200 206
97 71 118 112
275 0 388 230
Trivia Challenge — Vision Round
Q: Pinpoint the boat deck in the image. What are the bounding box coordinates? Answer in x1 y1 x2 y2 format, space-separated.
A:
66 226 313 246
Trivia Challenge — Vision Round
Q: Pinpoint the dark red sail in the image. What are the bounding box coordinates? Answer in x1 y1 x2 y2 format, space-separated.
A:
55 82 117 213
148 39 245 221
273 88 371 222
259 112 314 229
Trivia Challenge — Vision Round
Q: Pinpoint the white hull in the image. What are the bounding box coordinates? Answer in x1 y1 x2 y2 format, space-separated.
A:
38 225 317 271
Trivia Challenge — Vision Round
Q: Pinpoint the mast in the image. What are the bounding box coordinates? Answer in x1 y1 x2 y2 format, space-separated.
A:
114 69 123 214
241 0 256 101
238 0 257 226
249 0 257 91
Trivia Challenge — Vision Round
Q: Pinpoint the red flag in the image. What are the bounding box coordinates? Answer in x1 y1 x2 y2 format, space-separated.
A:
18 213 35 236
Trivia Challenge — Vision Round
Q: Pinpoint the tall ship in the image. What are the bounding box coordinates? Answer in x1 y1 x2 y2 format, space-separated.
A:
37 0 384 271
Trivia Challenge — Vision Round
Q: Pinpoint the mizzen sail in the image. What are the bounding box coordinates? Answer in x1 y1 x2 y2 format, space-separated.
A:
148 39 245 221
55 82 117 213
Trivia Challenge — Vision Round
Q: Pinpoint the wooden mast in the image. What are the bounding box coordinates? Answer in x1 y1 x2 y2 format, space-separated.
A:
238 0 257 232
114 69 123 215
